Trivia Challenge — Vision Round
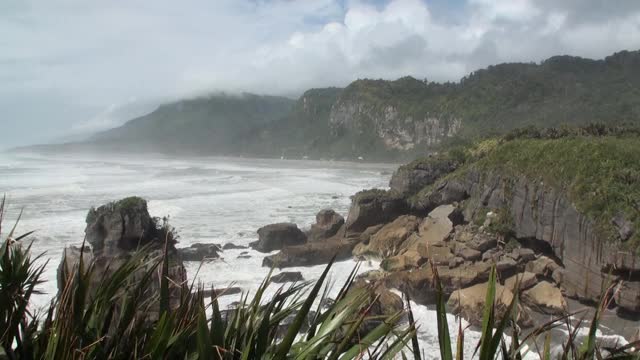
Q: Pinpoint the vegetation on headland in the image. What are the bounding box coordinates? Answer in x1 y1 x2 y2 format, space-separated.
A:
53 49 639 161
410 125 640 248
2 200 638 359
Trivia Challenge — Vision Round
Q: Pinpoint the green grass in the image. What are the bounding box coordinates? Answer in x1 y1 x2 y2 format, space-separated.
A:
473 136 640 247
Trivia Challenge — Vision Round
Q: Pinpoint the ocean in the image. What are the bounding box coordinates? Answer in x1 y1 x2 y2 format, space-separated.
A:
2 150 582 359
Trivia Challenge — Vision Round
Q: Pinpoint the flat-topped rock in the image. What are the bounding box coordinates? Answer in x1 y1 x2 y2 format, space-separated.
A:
522 281 566 314
250 223 307 253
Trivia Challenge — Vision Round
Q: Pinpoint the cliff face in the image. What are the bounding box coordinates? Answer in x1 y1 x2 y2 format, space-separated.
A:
450 170 638 310
328 99 461 151
400 138 640 312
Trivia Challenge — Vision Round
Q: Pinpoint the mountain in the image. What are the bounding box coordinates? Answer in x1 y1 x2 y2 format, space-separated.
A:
83 50 640 160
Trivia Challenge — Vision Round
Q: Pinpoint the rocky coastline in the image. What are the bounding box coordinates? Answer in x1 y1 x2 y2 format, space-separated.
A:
57 149 640 344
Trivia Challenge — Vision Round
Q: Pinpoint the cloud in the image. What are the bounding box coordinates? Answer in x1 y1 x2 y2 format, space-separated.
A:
1 0 640 146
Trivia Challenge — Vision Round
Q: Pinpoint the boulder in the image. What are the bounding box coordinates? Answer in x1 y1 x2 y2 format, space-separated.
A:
178 243 221 261
353 215 420 258
615 281 640 313
503 272 538 291
272 271 304 283
223 243 247 250
250 223 307 253
448 282 533 327
416 205 455 247
525 256 560 277
511 248 536 262
449 256 464 269
496 258 518 275
522 281 566 314
308 209 344 241
263 227 357 268
466 233 498 253
455 245 482 261
389 157 458 197
345 189 407 233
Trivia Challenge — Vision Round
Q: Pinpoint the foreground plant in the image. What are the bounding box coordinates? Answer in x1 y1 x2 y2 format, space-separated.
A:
0 201 413 359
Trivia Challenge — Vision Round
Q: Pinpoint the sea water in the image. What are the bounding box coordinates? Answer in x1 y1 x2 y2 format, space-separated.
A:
0 150 517 359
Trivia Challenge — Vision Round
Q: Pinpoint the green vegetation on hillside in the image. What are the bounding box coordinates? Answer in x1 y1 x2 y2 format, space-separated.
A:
86 50 640 160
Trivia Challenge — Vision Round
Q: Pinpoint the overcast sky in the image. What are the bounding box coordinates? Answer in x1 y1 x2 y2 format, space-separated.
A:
2 0 640 148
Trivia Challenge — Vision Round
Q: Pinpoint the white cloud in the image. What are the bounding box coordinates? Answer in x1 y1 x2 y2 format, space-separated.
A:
1 0 640 146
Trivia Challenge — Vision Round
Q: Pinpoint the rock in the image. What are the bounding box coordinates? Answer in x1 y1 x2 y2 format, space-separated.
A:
496 257 518 274
448 282 533 327
415 205 455 247
308 209 344 241
449 256 464 269
353 215 420 258
202 287 242 298
466 232 498 253
482 248 501 262
612 214 634 241
250 223 307 253
359 224 384 243
525 256 559 277
62 197 187 321
345 189 407 233
551 268 565 285
223 243 247 250
455 245 482 261
272 271 304 283
85 196 163 255
504 272 538 291
56 245 93 293
522 281 566 314
178 243 221 261
615 281 640 313
263 227 357 268
511 248 536 262
237 255 251 259
389 157 459 197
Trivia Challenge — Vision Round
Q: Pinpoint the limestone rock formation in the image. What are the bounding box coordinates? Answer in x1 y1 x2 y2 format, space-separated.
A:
345 189 407 233
250 223 307 253
308 209 344 242
58 197 187 319
389 157 459 196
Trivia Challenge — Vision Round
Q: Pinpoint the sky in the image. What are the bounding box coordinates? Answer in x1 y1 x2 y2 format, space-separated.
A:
2 0 640 148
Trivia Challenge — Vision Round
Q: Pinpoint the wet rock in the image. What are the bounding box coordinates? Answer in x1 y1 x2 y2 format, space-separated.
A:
551 268 565 285
178 243 221 261
263 226 357 268
223 243 247 250
522 281 566 314
237 255 251 259
272 271 304 283
308 209 344 242
202 287 242 298
250 223 307 253
345 189 407 233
